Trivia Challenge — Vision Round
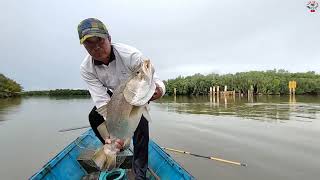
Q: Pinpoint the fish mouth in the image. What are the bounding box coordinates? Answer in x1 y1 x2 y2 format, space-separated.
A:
123 60 156 106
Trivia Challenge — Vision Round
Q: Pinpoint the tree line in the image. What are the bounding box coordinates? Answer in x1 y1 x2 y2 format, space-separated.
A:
2 70 320 98
164 70 320 96
1 73 90 98
22 89 90 96
0 73 23 98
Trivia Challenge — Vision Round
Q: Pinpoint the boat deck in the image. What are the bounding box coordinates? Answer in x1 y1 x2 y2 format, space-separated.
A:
30 129 195 180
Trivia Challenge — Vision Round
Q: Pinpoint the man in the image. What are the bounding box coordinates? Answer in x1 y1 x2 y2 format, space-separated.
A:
77 18 165 179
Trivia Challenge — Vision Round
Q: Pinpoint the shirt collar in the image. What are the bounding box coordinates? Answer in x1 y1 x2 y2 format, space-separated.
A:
93 45 115 66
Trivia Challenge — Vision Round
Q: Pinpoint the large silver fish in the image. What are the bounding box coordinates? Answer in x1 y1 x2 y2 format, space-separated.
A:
92 59 156 170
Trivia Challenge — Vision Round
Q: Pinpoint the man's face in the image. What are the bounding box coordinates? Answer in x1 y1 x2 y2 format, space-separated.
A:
83 36 111 61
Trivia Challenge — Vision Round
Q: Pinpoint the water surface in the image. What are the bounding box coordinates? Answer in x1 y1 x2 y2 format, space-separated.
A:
0 95 319 179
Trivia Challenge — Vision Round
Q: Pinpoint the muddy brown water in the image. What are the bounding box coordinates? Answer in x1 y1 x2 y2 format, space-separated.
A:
0 95 319 179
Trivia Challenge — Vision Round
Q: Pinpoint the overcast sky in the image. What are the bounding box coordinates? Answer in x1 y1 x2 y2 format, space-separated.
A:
0 0 319 90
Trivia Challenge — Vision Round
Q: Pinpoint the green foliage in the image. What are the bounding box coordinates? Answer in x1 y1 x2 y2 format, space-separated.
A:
165 70 320 96
0 73 23 98
22 89 90 96
48 89 90 96
21 90 50 96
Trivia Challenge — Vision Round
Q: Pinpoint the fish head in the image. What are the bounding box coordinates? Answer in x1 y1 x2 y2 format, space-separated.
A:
123 59 156 106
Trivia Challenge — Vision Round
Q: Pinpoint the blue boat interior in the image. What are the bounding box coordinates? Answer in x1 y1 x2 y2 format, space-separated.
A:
30 129 194 180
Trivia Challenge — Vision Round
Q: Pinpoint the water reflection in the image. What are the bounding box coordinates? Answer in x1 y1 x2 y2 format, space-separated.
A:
156 95 320 122
0 98 22 122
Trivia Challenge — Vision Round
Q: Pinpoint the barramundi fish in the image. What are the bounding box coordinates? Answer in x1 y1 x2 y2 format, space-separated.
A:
92 59 156 170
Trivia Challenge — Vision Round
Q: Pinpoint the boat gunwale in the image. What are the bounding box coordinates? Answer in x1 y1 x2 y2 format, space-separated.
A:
30 131 90 179
149 140 195 179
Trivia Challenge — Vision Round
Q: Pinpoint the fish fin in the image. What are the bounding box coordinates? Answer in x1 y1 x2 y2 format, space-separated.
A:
102 144 117 170
129 106 144 121
142 107 152 122
96 104 108 119
92 147 107 170
97 123 110 140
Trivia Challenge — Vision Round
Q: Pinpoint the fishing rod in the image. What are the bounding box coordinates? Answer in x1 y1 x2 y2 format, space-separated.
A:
58 125 91 132
162 147 247 167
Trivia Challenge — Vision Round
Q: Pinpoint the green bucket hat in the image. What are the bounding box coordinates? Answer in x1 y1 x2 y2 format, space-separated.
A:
77 18 109 44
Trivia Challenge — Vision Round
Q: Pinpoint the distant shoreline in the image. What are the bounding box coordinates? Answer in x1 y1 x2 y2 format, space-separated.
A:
1 70 320 99
165 70 320 96
1 89 319 100
20 89 90 97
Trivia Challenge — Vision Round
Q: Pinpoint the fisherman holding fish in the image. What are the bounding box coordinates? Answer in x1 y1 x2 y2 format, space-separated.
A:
77 18 165 179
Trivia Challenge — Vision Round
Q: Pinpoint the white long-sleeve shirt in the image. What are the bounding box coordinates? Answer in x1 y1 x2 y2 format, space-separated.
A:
80 43 166 109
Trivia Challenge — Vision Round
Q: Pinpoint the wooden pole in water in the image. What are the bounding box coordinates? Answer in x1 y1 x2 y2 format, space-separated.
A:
292 81 296 95
213 86 215 96
174 88 177 96
217 86 220 96
289 81 291 95
217 92 220 106
162 147 247 167
224 95 227 108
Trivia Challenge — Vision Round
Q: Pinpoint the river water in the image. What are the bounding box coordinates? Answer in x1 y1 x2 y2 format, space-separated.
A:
0 95 319 179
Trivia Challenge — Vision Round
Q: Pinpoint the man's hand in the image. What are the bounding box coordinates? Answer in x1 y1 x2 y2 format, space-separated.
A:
105 138 125 152
149 86 163 102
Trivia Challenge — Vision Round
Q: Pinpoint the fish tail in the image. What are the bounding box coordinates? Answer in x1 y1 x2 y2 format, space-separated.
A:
104 151 117 170
102 144 118 170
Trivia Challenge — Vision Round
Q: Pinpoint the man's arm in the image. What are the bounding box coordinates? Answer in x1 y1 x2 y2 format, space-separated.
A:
80 65 111 110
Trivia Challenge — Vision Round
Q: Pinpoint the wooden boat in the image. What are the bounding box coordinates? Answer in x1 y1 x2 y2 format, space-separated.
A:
30 129 195 179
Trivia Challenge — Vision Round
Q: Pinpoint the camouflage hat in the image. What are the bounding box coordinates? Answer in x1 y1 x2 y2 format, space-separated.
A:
77 18 109 44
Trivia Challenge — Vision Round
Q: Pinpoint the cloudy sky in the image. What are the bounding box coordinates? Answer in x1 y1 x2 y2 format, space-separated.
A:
0 0 319 90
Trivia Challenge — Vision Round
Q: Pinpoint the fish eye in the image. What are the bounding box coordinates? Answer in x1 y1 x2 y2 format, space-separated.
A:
136 71 140 74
